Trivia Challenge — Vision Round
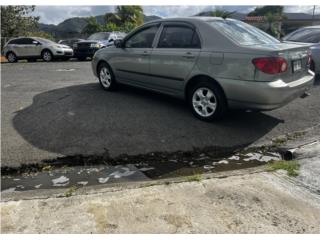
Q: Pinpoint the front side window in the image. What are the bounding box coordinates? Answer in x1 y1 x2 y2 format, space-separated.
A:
158 26 200 48
23 38 35 45
125 26 158 48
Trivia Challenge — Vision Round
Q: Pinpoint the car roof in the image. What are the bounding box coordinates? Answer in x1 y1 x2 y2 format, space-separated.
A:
147 16 229 24
302 25 320 29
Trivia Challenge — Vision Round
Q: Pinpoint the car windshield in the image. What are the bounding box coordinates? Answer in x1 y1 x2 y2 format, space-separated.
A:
283 28 320 43
207 20 280 46
36 38 57 44
88 33 110 40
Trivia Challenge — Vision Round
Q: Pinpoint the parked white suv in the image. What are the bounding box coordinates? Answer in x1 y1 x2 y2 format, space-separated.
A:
3 37 74 63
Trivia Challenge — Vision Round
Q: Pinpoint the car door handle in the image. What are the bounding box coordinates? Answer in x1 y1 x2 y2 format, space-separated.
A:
140 51 150 56
182 52 195 59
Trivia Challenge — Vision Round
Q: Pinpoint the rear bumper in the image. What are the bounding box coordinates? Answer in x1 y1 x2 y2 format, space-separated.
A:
221 70 315 110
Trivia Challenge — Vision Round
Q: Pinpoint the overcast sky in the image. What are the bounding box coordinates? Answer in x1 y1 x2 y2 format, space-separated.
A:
32 5 318 25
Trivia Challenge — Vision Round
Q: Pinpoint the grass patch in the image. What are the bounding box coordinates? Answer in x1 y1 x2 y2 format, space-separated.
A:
185 174 202 182
64 186 78 197
271 137 287 146
267 160 300 177
41 165 53 171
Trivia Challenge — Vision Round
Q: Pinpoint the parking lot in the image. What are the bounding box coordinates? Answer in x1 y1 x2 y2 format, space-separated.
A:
1 61 320 168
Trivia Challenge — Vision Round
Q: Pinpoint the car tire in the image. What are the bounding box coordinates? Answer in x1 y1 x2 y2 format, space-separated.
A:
188 79 227 121
98 62 117 91
42 50 53 62
6 52 17 63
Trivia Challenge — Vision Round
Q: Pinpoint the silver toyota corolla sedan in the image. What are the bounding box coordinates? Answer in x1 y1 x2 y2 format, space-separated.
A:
92 17 315 121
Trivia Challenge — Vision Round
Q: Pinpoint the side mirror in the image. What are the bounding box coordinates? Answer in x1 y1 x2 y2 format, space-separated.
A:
33 41 40 45
114 39 123 48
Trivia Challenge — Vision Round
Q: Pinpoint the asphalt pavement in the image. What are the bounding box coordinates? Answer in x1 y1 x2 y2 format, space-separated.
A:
1 61 320 167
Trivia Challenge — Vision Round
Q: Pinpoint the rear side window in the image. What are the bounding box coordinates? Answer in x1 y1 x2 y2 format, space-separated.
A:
158 26 201 48
207 20 280 45
8 39 19 44
125 26 159 48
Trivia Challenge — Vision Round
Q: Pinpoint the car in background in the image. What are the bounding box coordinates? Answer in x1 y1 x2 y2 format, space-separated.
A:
73 31 126 61
3 37 73 63
283 26 320 74
92 17 315 121
58 38 84 49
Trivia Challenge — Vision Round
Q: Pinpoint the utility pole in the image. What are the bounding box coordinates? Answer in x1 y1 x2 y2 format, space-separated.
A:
312 5 315 19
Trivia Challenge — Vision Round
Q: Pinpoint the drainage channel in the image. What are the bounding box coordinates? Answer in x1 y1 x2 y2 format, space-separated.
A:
1 149 282 193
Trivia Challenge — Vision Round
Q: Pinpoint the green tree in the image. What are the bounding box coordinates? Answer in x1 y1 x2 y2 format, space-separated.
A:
104 6 144 32
248 6 286 38
103 22 120 32
82 17 103 35
210 10 235 18
248 6 284 16
25 31 55 41
1 5 39 37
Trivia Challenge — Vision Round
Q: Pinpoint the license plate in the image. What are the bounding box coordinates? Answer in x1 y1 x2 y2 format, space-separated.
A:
292 59 302 72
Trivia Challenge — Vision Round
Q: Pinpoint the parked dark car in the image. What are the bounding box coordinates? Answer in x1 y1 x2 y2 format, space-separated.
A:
283 26 320 74
73 32 126 61
58 39 84 49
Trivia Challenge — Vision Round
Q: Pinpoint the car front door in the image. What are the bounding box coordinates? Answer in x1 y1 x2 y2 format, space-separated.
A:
149 23 201 94
112 24 160 87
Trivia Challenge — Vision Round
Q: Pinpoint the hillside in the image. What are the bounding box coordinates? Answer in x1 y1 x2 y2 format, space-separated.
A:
39 14 161 39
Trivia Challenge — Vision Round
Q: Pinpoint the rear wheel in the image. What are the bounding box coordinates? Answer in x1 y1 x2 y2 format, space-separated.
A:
188 79 227 121
6 52 17 63
98 62 117 91
42 50 53 62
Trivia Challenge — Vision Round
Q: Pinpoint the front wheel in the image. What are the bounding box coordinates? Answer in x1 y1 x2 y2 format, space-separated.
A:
98 63 117 91
188 79 227 121
42 50 53 62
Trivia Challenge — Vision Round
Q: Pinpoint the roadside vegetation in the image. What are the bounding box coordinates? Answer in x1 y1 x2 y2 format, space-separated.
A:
267 160 300 177
82 6 144 35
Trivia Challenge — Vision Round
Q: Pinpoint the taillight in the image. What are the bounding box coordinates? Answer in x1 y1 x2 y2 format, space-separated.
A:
252 57 288 74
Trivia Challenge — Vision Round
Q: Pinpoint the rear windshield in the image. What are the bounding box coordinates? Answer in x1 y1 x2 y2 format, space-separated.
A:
88 32 110 40
207 20 280 45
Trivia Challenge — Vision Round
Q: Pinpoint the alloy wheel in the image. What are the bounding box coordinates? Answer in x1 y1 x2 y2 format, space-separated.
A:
43 51 52 62
192 87 217 117
100 67 112 88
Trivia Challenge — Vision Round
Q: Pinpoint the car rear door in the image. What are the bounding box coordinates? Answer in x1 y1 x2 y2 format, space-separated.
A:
13 38 29 57
149 23 201 94
112 24 160 87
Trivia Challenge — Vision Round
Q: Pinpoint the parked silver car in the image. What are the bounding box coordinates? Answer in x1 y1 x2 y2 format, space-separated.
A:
283 25 320 74
91 17 315 121
3 37 73 62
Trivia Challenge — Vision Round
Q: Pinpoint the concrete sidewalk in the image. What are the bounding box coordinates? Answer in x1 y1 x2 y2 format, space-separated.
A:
2 170 320 233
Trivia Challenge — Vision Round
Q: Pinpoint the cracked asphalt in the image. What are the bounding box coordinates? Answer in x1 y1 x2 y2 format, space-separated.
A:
1 61 320 167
